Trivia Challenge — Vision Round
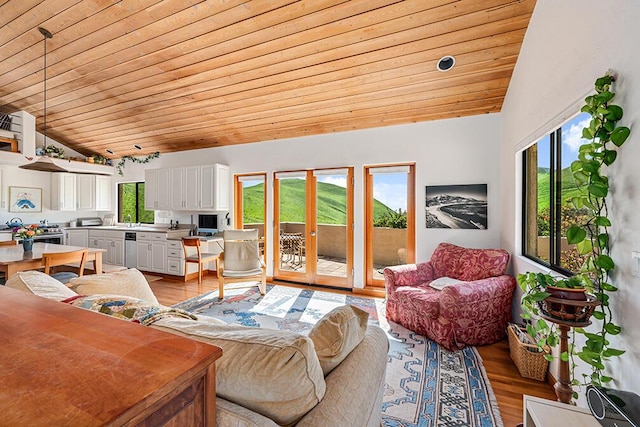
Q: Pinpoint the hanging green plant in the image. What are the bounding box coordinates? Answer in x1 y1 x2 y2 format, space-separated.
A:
116 151 160 176
518 72 630 397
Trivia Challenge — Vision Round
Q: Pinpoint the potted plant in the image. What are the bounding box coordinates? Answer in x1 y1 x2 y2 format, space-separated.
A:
44 145 64 158
92 154 106 165
518 73 629 395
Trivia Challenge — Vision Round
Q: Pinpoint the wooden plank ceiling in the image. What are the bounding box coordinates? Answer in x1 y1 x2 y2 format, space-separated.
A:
0 0 535 159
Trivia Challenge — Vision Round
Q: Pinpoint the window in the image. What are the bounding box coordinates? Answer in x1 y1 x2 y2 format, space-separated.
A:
522 112 591 274
118 182 154 224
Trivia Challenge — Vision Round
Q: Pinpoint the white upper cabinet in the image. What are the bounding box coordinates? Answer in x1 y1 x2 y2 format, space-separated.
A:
76 175 95 210
76 174 112 211
147 164 229 211
95 175 112 211
145 168 171 210
51 173 76 211
200 164 230 211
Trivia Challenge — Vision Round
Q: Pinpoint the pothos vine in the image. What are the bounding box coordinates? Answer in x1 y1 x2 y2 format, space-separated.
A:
116 151 160 176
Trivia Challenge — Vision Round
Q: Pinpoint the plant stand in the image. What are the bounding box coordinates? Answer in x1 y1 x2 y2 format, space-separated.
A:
539 297 601 404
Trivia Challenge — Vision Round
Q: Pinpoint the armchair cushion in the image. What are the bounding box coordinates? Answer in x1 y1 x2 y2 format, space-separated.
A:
67 268 159 304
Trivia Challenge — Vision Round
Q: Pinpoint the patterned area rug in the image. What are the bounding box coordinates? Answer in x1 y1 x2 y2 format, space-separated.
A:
174 283 504 427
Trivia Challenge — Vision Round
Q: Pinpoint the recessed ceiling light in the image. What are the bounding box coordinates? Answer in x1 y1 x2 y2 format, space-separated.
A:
105 149 114 155
436 55 455 72
133 144 143 150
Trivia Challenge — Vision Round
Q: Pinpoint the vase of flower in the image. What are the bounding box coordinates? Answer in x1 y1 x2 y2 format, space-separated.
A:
13 224 42 252
22 238 34 252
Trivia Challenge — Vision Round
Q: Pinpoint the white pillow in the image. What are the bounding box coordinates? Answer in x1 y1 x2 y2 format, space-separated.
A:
67 268 159 304
429 276 465 290
5 271 78 301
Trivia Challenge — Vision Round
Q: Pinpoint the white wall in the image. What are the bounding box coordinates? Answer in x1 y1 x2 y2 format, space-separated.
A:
121 113 503 287
501 0 640 400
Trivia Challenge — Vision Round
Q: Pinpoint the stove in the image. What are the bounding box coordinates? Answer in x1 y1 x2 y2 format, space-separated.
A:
33 224 64 243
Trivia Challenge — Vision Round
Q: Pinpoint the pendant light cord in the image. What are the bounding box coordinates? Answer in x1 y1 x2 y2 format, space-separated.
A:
38 27 52 150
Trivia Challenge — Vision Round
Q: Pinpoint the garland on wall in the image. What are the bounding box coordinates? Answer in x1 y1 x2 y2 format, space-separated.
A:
116 152 160 176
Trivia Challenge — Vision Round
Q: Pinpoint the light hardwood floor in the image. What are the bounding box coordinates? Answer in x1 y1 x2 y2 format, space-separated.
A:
149 275 557 426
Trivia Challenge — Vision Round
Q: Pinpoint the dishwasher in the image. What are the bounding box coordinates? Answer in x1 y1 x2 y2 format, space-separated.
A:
125 232 137 268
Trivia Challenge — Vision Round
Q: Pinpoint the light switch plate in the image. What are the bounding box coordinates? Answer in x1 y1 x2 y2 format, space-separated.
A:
632 251 640 277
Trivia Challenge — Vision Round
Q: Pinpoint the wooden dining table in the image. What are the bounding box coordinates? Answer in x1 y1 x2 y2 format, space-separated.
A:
0 243 106 278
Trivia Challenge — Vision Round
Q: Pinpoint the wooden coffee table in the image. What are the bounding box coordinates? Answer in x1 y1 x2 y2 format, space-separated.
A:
0 286 222 426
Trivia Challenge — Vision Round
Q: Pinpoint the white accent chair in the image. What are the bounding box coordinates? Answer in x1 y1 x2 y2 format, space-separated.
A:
218 229 266 299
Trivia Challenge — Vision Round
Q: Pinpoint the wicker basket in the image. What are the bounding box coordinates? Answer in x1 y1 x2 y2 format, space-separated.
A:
507 324 550 381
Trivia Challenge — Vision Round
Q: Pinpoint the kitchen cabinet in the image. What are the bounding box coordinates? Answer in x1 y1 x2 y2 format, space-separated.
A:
147 164 229 211
51 173 76 211
144 168 171 210
170 166 199 211
136 232 167 274
65 229 88 247
95 175 112 211
200 164 230 211
89 230 124 267
76 175 95 210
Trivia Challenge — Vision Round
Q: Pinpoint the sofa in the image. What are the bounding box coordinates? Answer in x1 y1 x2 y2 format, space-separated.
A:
6 269 389 427
384 242 515 350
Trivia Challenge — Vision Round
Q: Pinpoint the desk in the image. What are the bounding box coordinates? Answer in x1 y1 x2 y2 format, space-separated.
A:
0 243 105 278
0 285 222 426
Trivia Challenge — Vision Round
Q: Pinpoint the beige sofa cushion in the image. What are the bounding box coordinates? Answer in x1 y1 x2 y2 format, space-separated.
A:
5 271 77 301
309 305 369 375
67 268 159 304
152 316 326 426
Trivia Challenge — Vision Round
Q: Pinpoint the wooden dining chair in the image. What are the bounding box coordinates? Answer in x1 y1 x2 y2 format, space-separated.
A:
42 249 88 284
181 237 219 284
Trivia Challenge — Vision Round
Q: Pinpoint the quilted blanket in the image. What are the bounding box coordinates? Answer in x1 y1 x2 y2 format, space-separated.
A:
63 294 197 326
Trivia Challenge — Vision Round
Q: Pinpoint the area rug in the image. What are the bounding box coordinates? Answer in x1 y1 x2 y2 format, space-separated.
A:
174 284 504 427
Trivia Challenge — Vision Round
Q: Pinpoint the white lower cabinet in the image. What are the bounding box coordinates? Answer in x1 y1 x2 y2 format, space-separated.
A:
65 229 89 247
136 232 167 274
89 230 124 267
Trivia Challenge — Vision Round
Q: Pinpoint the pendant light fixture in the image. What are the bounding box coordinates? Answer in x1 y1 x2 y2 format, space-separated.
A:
20 27 67 173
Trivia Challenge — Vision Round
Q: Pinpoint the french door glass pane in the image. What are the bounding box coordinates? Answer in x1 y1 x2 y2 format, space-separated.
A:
316 172 347 278
241 179 265 240
371 172 408 280
279 176 306 273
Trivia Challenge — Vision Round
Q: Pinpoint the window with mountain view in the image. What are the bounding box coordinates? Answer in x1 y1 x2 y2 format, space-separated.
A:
523 112 591 274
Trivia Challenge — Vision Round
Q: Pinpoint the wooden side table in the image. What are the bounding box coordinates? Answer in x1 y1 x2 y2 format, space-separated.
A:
0 286 223 426
523 395 599 427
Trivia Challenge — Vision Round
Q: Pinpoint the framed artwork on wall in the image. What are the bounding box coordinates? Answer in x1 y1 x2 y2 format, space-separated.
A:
9 186 42 213
425 184 487 229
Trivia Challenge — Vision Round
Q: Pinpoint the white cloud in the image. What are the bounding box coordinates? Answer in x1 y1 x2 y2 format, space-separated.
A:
563 117 590 152
374 183 406 211
318 176 347 188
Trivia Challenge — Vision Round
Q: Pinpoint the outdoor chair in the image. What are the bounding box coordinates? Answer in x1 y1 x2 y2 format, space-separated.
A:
218 229 266 299
42 249 88 284
181 237 219 284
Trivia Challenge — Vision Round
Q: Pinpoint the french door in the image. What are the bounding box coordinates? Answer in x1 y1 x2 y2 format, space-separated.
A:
234 173 267 261
365 163 415 288
274 168 353 288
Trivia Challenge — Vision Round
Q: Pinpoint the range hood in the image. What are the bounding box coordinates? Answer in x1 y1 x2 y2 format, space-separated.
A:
19 155 67 172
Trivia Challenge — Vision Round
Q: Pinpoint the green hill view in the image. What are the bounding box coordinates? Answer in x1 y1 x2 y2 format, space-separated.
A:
242 180 394 224
537 166 583 210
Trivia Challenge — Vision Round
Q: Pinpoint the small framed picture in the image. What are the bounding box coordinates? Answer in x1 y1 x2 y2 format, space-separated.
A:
9 186 42 213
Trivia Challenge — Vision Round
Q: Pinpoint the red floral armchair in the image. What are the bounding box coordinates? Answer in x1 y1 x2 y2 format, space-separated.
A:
384 242 515 350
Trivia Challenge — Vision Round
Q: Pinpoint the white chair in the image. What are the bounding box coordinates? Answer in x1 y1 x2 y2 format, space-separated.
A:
218 229 266 299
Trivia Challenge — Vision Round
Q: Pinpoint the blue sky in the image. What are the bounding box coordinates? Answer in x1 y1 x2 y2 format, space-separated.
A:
537 112 591 168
